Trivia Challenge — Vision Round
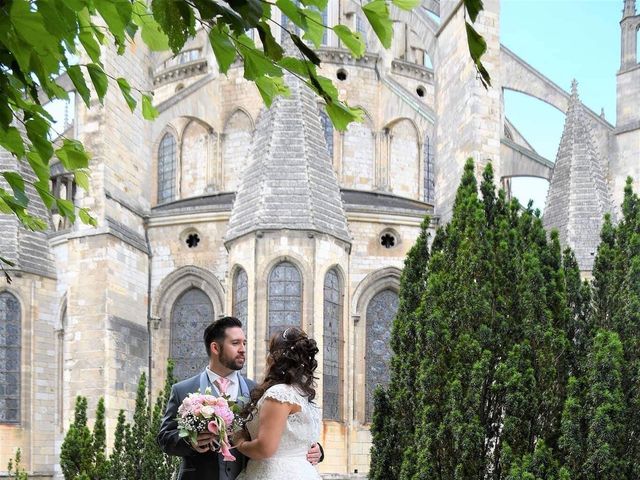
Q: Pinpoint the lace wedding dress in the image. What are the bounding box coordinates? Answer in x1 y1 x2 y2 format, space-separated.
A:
236 383 321 480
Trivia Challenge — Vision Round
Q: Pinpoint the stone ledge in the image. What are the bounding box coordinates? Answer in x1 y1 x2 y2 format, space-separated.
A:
153 59 208 87
391 59 434 82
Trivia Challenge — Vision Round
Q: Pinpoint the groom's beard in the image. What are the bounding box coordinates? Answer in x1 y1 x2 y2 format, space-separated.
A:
219 347 245 371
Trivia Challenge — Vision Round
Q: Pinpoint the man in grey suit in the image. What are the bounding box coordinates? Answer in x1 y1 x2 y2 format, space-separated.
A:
158 316 323 479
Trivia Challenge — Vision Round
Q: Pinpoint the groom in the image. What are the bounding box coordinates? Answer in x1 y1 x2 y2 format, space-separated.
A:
158 316 323 479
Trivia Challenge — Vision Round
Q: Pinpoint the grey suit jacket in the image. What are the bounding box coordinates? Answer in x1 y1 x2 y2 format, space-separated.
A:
157 371 256 480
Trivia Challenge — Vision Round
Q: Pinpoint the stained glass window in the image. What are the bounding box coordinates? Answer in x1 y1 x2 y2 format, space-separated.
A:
158 133 177 204
232 268 248 374
365 289 398 422
423 134 435 204
323 269 342 420
170 288 213 381
268 262 302 338
0 292 20 423
320 110 334 159
321 7 328 45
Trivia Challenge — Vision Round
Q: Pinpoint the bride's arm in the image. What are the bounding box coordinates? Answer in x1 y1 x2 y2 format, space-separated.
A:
235 399 300 460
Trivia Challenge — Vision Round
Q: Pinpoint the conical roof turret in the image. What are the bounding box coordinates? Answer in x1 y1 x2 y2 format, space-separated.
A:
226 65 351 244
543 80 614 271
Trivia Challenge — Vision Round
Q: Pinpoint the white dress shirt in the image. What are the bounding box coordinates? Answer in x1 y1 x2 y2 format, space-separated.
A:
206 367 240 401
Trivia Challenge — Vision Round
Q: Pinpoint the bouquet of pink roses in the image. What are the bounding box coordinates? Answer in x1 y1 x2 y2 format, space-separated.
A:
176 387 243 461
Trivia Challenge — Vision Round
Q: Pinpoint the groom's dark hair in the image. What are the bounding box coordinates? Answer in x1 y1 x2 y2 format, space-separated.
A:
204 316 243 357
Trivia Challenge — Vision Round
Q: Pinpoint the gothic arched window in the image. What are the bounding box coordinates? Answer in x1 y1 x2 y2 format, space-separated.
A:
268 262 302 338
423 133 435 204
321 7 329 45
232 268 249 374
157 133 177 204
365 289 399 422
319 110 334 159
170 288 213 381
232 268 248 330
323 269 342 420
0 292 21 423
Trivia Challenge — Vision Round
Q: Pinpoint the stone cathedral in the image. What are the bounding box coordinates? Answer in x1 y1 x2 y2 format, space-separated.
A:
0 0 638 477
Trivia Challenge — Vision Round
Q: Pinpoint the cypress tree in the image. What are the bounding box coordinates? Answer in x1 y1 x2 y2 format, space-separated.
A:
566 177 640 480
93 397 109 478
370 217 431 480
107 410 128 480
7 448 29 480
123 373 149 479
141 361 180 479
374 159 578 480
60 396 95 479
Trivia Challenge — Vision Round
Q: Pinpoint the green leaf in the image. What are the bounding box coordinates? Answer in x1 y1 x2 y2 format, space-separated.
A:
66 65 92 107
391 0 420 10
25 116 54 162
226 0 263 28
299 0 328 11
0 192 13 214
313 74 339 99
276 0 305 28
291 34 321 66
10 0 57 52
278 56 317 77
465 22 491 87
333 25 366 58
55 139 90 170
193 0 247 35
1 172 28 207
78 208 97 226
86 63 108 102
117 78 137 112
0 127 26 157
142 95 159 120
78 30 102 64
208 24 237 74
362 0 393 49
33 181 54 209
465 22 487 62
26 152 50 185
235 36 283 80
257 22 284 62
56 198 76 222
463 0 484 23
255 76 290 106
301 8 324 47
132 0 170 51
151 0 196 53
74 170 90 191
94 0 133 45
37 0 78 47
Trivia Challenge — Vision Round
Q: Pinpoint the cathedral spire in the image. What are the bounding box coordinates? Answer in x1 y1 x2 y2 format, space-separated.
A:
225 71 351 245
543 80 614 271
623 0 636 18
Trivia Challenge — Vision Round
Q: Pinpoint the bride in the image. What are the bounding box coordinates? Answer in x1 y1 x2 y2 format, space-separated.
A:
233 327 322 480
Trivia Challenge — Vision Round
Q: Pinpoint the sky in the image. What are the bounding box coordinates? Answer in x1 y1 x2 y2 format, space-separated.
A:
500 0 622 211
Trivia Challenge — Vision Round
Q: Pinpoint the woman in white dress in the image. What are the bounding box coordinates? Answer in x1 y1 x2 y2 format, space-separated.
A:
233 327 322 480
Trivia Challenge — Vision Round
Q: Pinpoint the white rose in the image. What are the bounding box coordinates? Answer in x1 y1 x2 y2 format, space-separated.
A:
200 405 216 418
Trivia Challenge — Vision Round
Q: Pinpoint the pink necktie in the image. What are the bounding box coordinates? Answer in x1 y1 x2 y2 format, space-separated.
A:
216 376 230 395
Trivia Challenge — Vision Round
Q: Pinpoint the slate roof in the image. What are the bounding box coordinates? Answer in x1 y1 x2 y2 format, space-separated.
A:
0 144 56 279
543 80 614 271
225 71 351 244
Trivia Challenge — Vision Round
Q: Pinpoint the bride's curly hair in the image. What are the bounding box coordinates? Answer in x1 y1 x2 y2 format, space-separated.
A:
241 327 319 418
